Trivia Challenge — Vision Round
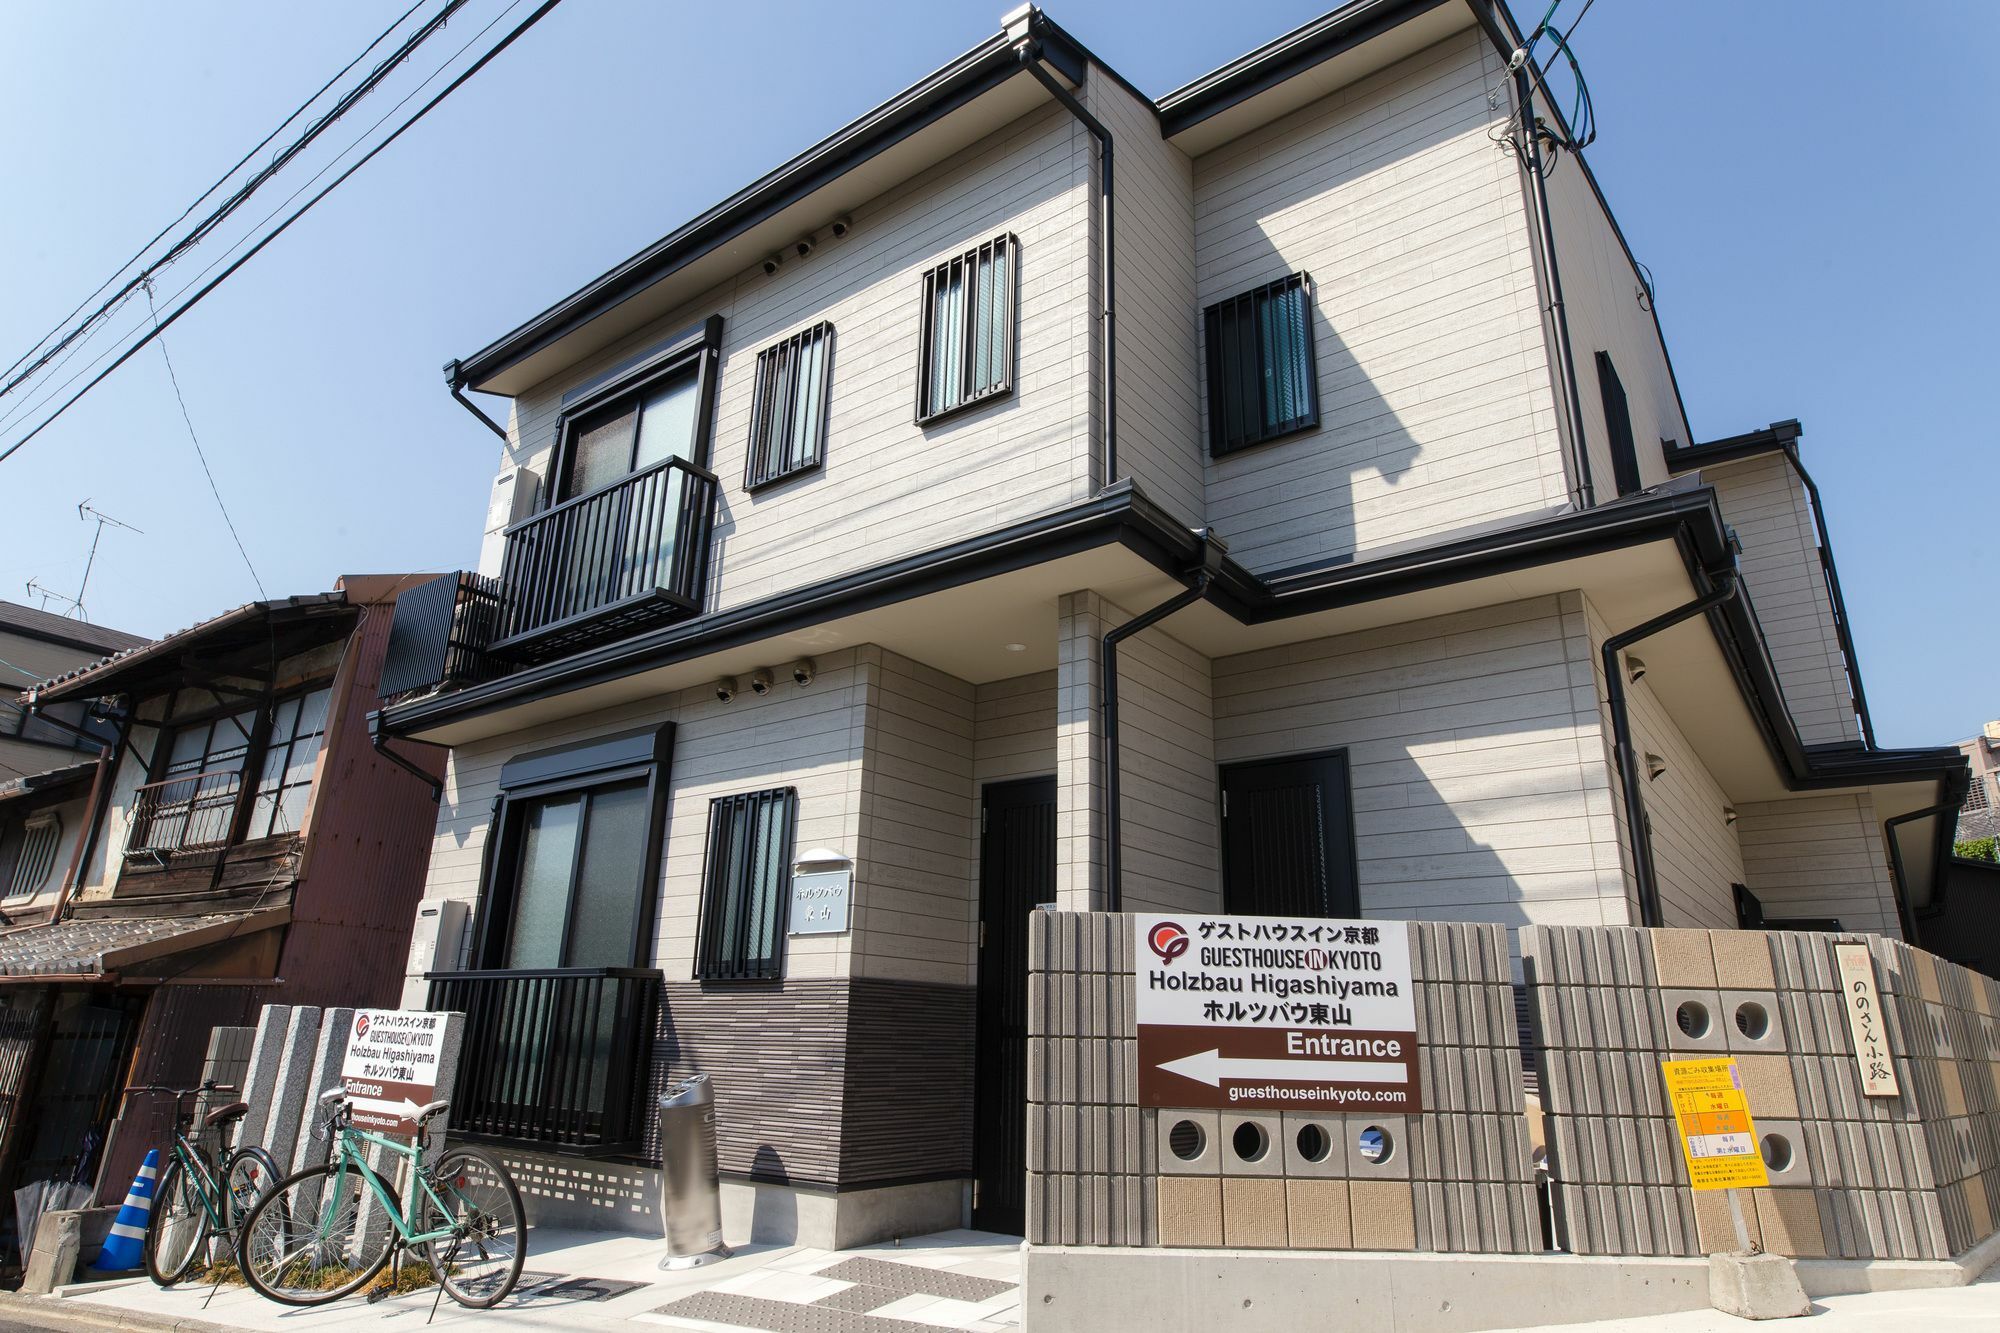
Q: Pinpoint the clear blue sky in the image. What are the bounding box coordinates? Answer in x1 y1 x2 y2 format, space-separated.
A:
2 2 1993 747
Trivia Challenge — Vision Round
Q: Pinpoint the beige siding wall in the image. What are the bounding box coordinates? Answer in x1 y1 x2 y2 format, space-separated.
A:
481 102 1096 609
1082 62 1203 522
852 648 976 986
1211 593 1624 929
1736 792 1900 939
1537 96 1691 494
1702 453 1859 745
1113 606 1220 914
1192 29 1566 575
406 648 871 1000
973 671 1055 791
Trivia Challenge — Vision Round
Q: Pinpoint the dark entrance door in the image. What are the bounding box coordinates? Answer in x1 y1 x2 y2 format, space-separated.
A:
1221 752 1358 917
973 776 1054 1235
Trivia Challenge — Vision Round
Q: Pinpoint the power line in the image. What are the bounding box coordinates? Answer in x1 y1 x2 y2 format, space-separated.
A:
0 0 564 465
147 287 267 600
0 1 452 402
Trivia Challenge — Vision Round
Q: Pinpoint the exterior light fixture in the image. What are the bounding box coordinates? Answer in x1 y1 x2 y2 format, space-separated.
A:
1626 655 1648 683
1645 752 1668 782
1723 806 1739 827
1004 642 1027 653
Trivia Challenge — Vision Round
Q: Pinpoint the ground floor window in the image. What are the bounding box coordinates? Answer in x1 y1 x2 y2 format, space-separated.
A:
695 787 797 980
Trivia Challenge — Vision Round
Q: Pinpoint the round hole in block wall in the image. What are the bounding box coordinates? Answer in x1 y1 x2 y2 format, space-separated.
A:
1675 1000 1712 1040
1735 1001 1771 1041
1168 1119 1206 1162
1358 1125 1394 1165
1295 1123 1332 1164
1231 1121 1270 1163
1761 1133 1794 1173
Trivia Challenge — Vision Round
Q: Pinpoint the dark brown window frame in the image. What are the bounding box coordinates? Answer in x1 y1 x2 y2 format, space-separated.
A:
139 678 338 857
915 233 1018 426
545 316 723 509
694 786 798 982
1204 271 1321 458
745 322 835 492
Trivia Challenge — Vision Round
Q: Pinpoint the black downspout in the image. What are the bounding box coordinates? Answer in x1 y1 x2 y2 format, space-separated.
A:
1019 47 1117 490
369 712 444 803
1103 535 1227 912
1884 803 1953 948
1473 2 1593 510
444 359 509 441
1602 570 1741 927
1776 432 1877 749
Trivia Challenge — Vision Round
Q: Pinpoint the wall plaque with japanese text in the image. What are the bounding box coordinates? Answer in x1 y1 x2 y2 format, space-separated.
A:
1834 942 1901 1097
788 869 852 935
1134 913 1421 1112
1662 1057 1768 1190
340 1008 447 1136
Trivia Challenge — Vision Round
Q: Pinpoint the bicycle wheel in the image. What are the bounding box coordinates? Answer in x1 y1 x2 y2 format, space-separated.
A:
144 1157 211 1286
238 1160 398 1306
223 1146 281 1232
420 1146 525 1308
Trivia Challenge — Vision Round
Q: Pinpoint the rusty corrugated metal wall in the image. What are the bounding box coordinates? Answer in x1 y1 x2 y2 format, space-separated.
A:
95 984 259 1204
276 599 444 1009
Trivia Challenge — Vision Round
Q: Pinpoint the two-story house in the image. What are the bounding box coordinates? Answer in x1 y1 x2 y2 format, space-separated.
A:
371 2 1965 1247
0 577 445 1269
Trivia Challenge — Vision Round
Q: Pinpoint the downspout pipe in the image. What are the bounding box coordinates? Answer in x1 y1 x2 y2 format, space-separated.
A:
1602 570 1741 927
369 712 444 803
1775 431 1877 749
1018 45 1117 491
444 359 509 441
1884 803 1954 948
1472 2 1593 510
1103 533 1227 912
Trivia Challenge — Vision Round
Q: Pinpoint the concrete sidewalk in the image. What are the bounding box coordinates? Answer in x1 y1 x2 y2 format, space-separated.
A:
1491 1263 2000 1332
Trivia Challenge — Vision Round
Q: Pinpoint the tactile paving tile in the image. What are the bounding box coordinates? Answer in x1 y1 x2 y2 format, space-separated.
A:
651 1290 959 1332
811 1283 901 1312
809 1255 1016 1302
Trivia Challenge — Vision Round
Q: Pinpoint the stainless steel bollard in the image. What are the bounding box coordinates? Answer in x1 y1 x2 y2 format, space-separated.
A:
657 1073 730 1268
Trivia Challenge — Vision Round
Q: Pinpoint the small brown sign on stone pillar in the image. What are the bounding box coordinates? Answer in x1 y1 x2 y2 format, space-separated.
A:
340 1008 449 1136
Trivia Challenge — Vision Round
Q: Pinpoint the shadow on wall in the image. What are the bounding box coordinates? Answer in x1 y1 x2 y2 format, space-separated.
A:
749 1145 796 1239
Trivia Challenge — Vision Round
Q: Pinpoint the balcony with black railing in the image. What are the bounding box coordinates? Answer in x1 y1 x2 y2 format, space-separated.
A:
125 769 242 859
378 458 718 702
426 968 661 1154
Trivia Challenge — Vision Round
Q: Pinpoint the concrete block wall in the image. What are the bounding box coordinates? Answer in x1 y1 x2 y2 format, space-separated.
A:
1522 925 2000 1262
1026 911 1538 1254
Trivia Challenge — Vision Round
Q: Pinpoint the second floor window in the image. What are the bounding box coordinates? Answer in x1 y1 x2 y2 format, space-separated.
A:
917 234 1016 424
695 787 796 981
1205 272 1320 457
249 687 331 837
1 815 61 901
131 684 334 857
746 322 834 491
558 368 700 501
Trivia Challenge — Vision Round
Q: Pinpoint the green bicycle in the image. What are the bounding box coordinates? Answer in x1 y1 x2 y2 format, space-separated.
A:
123 1080 281 1287
236 1086 525 1308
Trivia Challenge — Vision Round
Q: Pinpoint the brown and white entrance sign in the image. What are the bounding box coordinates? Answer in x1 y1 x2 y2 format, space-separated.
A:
1134 913 1422 1112
340 1008 449 1136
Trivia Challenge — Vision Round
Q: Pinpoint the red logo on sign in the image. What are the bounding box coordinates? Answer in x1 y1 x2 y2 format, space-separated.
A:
354 1014 370 1039
1148 921 1191 965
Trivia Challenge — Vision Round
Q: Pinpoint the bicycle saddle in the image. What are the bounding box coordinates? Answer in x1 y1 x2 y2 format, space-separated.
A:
204 1100 250 1127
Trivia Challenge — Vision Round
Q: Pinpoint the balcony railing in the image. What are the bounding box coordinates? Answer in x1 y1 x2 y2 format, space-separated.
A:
125 769 242 858
490 457 717 662
426 968 661 1154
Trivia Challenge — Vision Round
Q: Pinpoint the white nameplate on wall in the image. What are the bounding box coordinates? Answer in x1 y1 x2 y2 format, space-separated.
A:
1833 942 1901 1098
788 869 852 935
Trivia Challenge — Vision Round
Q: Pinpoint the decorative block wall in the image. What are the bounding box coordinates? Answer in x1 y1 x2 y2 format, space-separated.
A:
1027 912 1539 1253
1521 925 2000 1261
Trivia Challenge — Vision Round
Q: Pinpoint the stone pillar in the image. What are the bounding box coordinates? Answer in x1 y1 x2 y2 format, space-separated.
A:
236 1005 293 1152
1057 592 1108 912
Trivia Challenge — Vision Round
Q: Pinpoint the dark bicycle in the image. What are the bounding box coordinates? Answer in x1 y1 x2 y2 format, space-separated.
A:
122 1080 282 1286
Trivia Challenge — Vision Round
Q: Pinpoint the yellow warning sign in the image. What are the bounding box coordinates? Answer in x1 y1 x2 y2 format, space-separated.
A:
1661 1057 1769 1191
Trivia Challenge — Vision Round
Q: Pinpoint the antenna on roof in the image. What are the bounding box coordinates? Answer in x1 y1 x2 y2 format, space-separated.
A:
72 499 143 619
24 577 82 617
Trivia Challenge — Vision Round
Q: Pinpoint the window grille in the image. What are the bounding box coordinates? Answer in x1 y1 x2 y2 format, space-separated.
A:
917 234 1016 424
695 787 797 980
1205 272 1320 457
746 322 834 490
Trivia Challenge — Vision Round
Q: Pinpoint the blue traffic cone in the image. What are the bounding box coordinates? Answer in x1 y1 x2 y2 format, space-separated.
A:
93 1149 158 1271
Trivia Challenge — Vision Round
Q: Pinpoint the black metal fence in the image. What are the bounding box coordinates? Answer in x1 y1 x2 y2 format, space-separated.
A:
425 968 661 1154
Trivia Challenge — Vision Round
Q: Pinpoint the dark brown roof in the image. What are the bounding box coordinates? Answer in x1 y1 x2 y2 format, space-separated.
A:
0 759 99 806
23 593 351 706
0 599 148 655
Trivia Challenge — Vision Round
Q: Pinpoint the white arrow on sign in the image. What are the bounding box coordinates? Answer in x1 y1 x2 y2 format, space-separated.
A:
1157 1049 1405 1088
352 1096 424 1121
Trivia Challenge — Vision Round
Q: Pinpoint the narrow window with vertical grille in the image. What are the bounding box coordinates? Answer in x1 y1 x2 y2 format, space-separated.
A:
695 787 797 980
4 816 61 901
1204 272 1320 457
916 234 1017 424
745 322 834 490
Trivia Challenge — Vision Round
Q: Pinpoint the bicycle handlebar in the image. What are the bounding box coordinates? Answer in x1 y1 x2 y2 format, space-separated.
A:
124 1079 237 1102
